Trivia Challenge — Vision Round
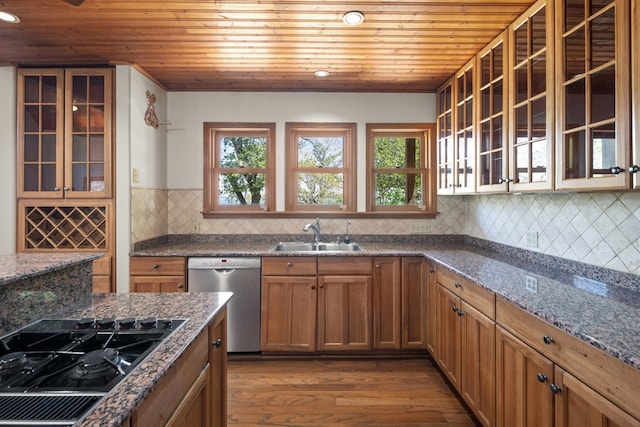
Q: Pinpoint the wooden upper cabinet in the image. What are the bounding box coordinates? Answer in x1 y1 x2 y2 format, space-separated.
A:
436 77 455 194
17 68 113 199
632 0 640 189
508 0 556 192
555 0 631 190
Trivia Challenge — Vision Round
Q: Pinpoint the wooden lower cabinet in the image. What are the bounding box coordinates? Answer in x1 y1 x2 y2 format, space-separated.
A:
166 365 211 427
129 256 186 292
130 276 186 292
435 284 462 389
210 308 227 427
425 260 437 355
373 257 401 349
317 274 373 351
401 257 427 350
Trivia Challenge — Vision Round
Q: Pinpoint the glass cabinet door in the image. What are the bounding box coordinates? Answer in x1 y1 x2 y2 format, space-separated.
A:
436 78 455 194
556 0 630 190
509 0 554 192
454 59 476 194
634 0 640 189
477 32 509 192
17 70 65 198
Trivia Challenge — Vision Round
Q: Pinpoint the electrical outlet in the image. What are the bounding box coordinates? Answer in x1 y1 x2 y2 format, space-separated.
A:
410 221 431 234
525 231 538 248
525 275 538 293
132 168 140 184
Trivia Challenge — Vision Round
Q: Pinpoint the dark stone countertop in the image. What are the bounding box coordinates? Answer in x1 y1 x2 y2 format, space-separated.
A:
0 252 102 286
130 235 640 371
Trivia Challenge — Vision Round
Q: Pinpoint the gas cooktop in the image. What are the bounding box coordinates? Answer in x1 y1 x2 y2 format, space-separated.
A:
0 317 185 426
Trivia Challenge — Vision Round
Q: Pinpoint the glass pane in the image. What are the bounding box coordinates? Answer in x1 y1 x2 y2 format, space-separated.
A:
531 55 546 97
591 123 616 177
590 8 615 68
565 79 586 129
515 65 528 104
565 27 585 79
72 164 88 191
531 97 546 139
89 76 105 103
492 44 503 80
481 87 490 119
531 140 547 182
89 105 105 132
375 173 421 206
457 103 465 130
492 116 503 150
565 0 585 31
492 81 503 114
89 164 105 191
457 74 465 101
42 134 57 162
481 54 491 86
464 131 474 159
297 173 343 205
220 136 267 168
73 135 87 162
218 173 265 205
72 75 88 103
24 105 39 132
492 152 503 183
480 154 490 185
515 104 528 143
73 105 88 132
516 144 530 183
297 136 343 168
565 130 586 178
444 112 452 137
24 164 38 191
41 105 57 132
590 66 615 123
465 99 473 127
465 69 473 98
514 23 528 64
89 135 105 162
42 76 58 104
42 164 56 191
374 137 420 168
463 158 473 187
531 7 546 54
24 76 40 103
24 135 39 162
481 121 491 152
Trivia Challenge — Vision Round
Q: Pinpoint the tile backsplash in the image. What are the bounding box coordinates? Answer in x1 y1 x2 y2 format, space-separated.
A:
131 188 640 275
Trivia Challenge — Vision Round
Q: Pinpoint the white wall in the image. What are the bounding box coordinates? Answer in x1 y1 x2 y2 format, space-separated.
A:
0 67 16 255
166 92 436 211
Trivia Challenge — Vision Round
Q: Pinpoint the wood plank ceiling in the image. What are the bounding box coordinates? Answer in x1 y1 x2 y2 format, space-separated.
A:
0 0 536 92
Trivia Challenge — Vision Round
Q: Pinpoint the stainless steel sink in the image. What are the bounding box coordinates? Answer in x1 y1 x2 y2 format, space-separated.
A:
270 242 362 252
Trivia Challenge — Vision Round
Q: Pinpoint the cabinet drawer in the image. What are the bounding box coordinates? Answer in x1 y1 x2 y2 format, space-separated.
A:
437 266 495 319
318 257 372 275
130 256 185 276
262 256 317 275
496 297 640 420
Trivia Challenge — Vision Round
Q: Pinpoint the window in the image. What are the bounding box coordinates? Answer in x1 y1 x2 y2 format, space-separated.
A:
366 123 436 214
203 122 275 214
285 122 356 212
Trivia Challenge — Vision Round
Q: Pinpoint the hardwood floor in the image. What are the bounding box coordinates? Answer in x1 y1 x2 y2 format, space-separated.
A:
227 357 479 426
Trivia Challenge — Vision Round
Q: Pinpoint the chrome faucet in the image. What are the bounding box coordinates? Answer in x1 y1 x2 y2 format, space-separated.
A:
303 218 321 243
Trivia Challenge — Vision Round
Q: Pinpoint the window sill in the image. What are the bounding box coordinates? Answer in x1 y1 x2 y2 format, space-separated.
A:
201 211 438 219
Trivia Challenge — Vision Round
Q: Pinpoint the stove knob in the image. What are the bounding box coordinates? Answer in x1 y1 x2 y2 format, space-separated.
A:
161 319 173 329
76 318 95 329
139 318 157 330
97 318 116 329
119 318 136 330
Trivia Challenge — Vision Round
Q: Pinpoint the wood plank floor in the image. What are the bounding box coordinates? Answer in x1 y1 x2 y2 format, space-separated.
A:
227 358 479 426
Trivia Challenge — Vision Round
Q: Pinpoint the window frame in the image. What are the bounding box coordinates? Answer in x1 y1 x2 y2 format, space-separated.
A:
203 122 275 215
285 122 357 213
366 123 437 215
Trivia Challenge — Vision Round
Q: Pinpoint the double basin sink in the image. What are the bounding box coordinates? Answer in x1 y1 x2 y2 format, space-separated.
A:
271 242 362 252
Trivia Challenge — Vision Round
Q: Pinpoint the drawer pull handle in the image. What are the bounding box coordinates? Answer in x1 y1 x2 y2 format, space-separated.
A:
311 285 316 290
550 384 561 394
456 309 464 317
212 338 222 348
152 264 159 269
536 373 548 383
287 262 293 267
452 306 458 312
543 335 554 345
454 282 462 288
177 284 183 289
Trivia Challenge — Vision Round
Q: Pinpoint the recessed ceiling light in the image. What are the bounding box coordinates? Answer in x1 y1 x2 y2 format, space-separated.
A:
0 11 20 23
342 11 364 26
314 70 330 77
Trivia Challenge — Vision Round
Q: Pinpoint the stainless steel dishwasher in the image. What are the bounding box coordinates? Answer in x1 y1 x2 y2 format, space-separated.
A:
188 257 261 352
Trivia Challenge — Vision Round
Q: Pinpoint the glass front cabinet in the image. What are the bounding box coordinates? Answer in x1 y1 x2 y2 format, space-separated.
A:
17 68 113 199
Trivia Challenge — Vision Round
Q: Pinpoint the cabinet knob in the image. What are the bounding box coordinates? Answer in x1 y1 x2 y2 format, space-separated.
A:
550 384 562 394
375 264 380 268
536 373 548 383
319 284 324 288
152 264 159 269
311 285 316 289
54 187 61 191
454 282 462 288
629 165 640 174
287 262 293 267
611 166 624 175
543 335 554 345
63 187 69 191
212 338 222 348
498 178 513 184
178 284 183 289
452 305 458 313
456 309 464 317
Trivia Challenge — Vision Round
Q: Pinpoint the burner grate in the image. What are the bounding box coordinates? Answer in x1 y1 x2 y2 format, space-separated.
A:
0 394 101 424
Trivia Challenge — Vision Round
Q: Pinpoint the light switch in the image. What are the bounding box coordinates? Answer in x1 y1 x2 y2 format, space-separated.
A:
132 168 140 183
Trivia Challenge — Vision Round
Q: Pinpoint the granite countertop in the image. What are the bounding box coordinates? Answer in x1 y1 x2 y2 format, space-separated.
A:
0 252 102 286
69 292 233 427
131 237 640 371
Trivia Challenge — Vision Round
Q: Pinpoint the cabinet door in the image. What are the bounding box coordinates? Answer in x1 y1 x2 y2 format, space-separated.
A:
260 276 317 352
425 260 438 355
435 284 462 390
317 275 373 351
401 257 427 350
166 364 211 427
373 257 401 350
454 58 477 194
437 77 455 194
209 310 227 427
554 367 640 427
460 301 496 427
555 0 630 190
633 0 640 189
130 276 186 292
496 326 554 427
